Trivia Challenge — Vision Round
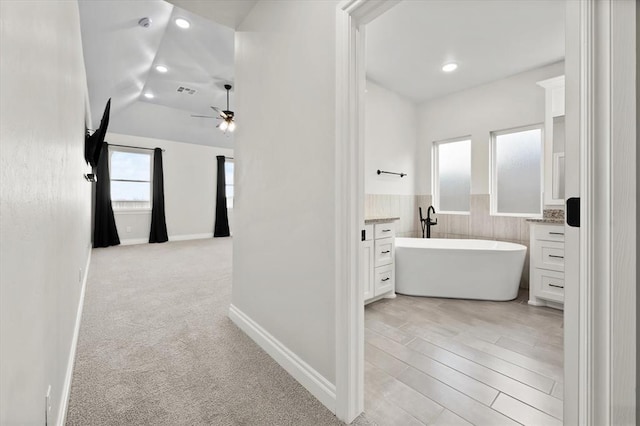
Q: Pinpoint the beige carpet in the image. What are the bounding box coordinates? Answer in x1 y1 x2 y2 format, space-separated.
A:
66 238 371 425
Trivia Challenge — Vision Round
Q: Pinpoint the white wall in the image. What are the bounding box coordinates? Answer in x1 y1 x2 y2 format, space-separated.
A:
637 2 640 416
105 133 233 243
0 1 92 424
416 61 564 195
365 80 418 195
109 101 235 150
232 0 337 392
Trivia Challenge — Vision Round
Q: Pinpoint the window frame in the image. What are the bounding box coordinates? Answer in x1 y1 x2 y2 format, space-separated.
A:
109 146 153 212
431 136 472 215
224 159 234 209
490 123 544 218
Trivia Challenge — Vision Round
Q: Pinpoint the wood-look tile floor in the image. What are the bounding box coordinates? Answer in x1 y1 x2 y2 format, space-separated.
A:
364 290 563 426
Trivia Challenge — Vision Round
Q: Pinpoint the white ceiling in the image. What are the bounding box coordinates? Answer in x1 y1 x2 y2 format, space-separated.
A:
168 0 258 29
79 0 245 149
366 0 565 104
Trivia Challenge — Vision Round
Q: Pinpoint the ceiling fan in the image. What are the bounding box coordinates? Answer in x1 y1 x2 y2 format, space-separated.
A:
191 84 236 133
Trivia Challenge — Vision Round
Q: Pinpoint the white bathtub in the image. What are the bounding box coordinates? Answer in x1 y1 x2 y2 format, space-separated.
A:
395 238 526 301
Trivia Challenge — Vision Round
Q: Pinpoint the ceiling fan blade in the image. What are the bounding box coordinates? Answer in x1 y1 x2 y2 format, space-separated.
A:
210 106 228 118
191 114 216 118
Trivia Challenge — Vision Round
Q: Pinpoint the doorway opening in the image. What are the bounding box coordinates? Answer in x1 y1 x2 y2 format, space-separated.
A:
359 2 565 424
337 0 635 424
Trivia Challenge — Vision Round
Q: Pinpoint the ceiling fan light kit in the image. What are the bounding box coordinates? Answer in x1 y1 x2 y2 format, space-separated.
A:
190 83 236 134
219 84 236 133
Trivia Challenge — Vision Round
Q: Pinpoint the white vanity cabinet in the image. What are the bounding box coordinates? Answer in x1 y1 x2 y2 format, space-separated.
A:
362 219 397 304
362 224 374 301
529 222 565 309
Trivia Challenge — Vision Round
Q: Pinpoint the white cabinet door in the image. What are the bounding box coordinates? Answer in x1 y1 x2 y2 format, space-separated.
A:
374 264 394 297
551 86 565 117
532 240 565 272
374 222 396 239
374 238 394 267
362 240 374 301
532 268 565 303
533 224 565 242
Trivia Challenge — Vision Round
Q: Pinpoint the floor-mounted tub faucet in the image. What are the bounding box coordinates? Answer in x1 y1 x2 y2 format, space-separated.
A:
419 206 438 238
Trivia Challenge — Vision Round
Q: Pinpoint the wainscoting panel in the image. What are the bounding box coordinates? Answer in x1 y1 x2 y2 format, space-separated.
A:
366 194 531 288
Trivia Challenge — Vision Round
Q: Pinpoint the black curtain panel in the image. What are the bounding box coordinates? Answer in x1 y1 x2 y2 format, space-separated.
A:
214 155 230 237
85 98 110 167
93 142 120 248
149 148 169 243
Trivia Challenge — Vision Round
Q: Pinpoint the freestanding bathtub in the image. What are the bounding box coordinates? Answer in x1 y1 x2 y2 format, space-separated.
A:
395 238 526 301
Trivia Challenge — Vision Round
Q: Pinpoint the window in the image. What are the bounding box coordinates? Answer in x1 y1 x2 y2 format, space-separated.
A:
491 125 543 216
110 149 152 210
225 160 234 209
432 138 471 213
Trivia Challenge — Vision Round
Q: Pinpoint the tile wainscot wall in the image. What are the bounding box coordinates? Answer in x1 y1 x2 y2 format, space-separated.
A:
365 194 534 288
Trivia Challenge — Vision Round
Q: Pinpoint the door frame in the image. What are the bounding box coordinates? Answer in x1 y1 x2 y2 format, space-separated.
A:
566 0 637 424
334 0 636 424
334 1 400 421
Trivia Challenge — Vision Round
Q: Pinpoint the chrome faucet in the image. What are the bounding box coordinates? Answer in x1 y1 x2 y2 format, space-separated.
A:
419 206 438 238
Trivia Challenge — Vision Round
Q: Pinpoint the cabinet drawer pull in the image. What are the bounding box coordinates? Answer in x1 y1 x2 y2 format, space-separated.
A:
382 229 391 232
548 254 564 259
548 283 564 289
381 277 390 282
549 232 564 235
381 250 390 254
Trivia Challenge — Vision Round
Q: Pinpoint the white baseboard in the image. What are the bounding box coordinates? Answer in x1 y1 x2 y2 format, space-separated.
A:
228 304 336 413
120 233 215 246
119 237 148 246
169 233 213 241
57 246 92 426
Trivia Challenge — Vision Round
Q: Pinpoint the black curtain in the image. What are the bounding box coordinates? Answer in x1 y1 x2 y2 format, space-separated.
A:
214 155 230 237
85 98 110 167
149 148 169 243
93 142 120 248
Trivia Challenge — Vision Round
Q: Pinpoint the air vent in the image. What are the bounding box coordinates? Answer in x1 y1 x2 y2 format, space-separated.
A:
176 86 196 95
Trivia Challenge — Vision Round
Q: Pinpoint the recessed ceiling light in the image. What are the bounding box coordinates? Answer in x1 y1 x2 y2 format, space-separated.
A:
155 65 168 73
144 92 154 99
175 18 190 29
442 62 458 73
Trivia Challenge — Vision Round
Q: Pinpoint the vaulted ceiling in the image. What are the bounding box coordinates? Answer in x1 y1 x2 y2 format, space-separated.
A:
366 0 565 104
80 0 565 147
79 0 248 149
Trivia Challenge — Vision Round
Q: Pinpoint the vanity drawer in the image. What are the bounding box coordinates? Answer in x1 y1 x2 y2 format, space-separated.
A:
533 224 565 242
374 222 396 239
374 238 394 267
374 264 394 296
532 268 564 303
533 240 565 272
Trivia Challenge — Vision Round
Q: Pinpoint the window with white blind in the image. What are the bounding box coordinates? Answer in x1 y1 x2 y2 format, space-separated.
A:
491 125 543 216
110 149 152 210
432 137 471 213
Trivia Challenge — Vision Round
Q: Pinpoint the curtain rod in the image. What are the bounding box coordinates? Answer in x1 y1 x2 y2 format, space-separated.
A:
107 142 234 159
108 143 165 152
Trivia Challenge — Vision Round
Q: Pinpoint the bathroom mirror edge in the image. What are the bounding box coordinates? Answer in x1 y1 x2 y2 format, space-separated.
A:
538 75 566 206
